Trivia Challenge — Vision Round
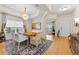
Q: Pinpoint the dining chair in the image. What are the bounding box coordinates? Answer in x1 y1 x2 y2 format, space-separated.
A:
30 33 42 46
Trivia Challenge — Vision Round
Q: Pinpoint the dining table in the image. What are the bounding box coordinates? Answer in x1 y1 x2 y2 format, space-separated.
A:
23 32 38 46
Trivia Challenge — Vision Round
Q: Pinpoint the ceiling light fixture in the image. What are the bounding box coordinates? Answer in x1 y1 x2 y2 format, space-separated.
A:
22 8 29 20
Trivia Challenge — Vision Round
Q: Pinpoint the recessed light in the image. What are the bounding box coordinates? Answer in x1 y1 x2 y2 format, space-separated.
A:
60 6 69 11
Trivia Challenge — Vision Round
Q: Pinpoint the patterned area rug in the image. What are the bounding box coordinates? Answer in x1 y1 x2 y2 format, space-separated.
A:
4 39 52 55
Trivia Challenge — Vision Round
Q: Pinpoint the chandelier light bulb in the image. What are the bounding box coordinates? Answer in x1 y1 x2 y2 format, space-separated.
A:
22 8 29 20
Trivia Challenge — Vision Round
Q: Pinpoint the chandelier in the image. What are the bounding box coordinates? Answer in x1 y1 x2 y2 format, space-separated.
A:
22 8 29 20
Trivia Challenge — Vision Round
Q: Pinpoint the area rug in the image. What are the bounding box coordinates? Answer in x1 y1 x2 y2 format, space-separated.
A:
4 39 52 55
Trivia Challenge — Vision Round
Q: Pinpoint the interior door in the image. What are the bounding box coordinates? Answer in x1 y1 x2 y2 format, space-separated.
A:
60 20 70 36
45 22 53 34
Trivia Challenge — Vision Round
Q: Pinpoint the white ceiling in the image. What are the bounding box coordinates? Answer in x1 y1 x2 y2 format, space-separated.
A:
1 4 40 18
46 4 76 15
0 4 77 18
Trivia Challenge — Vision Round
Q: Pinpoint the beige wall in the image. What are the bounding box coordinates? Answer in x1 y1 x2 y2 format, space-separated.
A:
0 13 2 32
73 6 79 33
55 13 74 36
24 19 32 32
32 14 56 39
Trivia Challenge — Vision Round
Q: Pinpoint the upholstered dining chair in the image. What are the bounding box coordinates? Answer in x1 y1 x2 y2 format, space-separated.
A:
4 27 13 40
13 33 28 51
30 33 42 46
13 33 28 43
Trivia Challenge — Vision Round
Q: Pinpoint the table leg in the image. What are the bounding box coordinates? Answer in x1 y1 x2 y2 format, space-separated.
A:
28 36 30 45
17 42 20 54
28 36 32 49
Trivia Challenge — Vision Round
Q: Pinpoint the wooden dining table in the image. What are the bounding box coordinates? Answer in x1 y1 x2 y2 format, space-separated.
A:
23 32 38 46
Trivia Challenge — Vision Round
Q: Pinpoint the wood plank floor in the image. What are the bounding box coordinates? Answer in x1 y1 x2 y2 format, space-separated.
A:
0 36 72 55
0 42 6 55
44 36 72 55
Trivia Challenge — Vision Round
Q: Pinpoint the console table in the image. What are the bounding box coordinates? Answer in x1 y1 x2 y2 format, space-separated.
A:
0 32 5 42
69 34 79 54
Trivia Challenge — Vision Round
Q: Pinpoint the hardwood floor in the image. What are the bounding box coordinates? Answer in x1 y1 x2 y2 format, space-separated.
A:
0 42 6 55
0 36 72 55
44 36 72 55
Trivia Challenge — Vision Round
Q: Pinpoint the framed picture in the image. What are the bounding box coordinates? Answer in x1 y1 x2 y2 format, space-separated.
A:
32 22 41 30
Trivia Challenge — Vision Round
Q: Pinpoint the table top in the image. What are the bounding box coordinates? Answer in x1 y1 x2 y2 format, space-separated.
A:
23 32 38 36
